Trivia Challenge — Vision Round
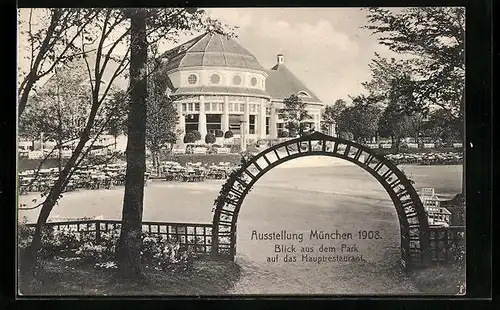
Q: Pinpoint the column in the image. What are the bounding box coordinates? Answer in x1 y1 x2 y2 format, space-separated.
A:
198 96 207 140
259 99 267 139
240 121 246 152
177 103 185 136
222 96 229 133
315 113 321 133
270 105 278 139
244 97 250 136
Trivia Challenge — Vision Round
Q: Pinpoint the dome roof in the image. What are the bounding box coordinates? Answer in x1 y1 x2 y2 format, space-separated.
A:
162 33 266 72
266 62 322 103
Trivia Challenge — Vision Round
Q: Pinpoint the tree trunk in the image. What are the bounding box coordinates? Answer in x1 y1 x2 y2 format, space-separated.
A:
116 9 148 279
156 152 161 176
394 136 401 153
151 149 160 176
151 150 156 172
58 139 63 174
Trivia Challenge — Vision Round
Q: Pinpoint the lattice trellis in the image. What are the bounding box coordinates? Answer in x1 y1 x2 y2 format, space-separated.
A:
211 131 431 269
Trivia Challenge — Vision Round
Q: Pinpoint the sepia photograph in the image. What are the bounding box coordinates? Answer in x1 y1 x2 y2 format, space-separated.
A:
17 7 465 296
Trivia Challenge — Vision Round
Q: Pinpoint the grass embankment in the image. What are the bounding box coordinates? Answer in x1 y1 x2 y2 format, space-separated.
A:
408 264 465 295
19 257 241 296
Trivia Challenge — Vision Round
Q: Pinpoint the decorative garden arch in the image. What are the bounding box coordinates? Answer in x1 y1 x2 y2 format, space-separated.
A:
211 132 430 269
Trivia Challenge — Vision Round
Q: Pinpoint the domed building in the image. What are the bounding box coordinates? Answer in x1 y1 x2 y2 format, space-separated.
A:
160 32 323 143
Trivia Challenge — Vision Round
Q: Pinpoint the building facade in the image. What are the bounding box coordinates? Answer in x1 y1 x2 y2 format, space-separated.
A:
161 33 323 142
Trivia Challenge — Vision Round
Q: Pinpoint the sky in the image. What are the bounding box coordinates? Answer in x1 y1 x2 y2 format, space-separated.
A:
204 8 401 104
18 8 402 105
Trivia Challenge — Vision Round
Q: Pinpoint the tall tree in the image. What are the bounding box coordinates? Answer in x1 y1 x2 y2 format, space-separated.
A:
377 74 421 152
364 7 465 139
115 9 235 278
320 99 346 134
17 8 100 116
420 108 461 143
19 65 91 172
279 94 313 136
23 10 132 272
21 8 234 275
105 90 129 149
337 96 382 143
145 60 178 175
378 103 420 151
116 8 148 279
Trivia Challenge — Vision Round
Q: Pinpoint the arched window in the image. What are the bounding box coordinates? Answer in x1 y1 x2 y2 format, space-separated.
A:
250 77 258 87
298 91 311 97
210 73 221 84
188 74 198 85
232 75 242 85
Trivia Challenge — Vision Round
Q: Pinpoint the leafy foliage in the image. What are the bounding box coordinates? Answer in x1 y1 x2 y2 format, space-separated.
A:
376 74 423 150
214 129 224 138
19 65 91 142
205 132 216 144
17 224 197 271
320 99 346 132
337 96 382 143
17 8 102 116
183 132 197 144
224 130 233 139
192 130 202 141
364 7 465 122
278 130 289 138
278 94 313 136
145 59 179 162
105 90 129 138
338 131 354 141
20 8 238 276
420 108 462 143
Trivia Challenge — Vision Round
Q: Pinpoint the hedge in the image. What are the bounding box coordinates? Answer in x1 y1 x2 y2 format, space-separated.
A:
205 133 216 144
215 129 224 138
374 147 464 155
164 154 242 166
224 130 233 139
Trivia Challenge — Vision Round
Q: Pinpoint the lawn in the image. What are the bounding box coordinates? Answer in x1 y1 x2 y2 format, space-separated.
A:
18 257 241 296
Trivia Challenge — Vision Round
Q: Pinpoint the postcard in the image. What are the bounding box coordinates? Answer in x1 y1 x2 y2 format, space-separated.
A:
17 7 465 296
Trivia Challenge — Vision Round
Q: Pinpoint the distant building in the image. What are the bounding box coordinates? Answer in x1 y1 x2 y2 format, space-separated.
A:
160 32 323 142
21 34 323 152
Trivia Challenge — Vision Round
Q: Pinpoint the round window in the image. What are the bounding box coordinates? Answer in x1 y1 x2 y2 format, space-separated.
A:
251 77 258 87
187 74 197 85
210 74 221 84
233 75 242 85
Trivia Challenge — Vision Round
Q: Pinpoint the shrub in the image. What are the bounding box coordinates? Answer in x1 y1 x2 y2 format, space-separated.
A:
205 133 216 144
215 129 224 138
278 130 289 138
183 132 197 144
339 131 354 140
224 130 233 139
17 225 197 271
192 130 201 141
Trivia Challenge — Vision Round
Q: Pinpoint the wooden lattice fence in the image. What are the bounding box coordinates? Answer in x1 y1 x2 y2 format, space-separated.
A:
25 220 213 255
